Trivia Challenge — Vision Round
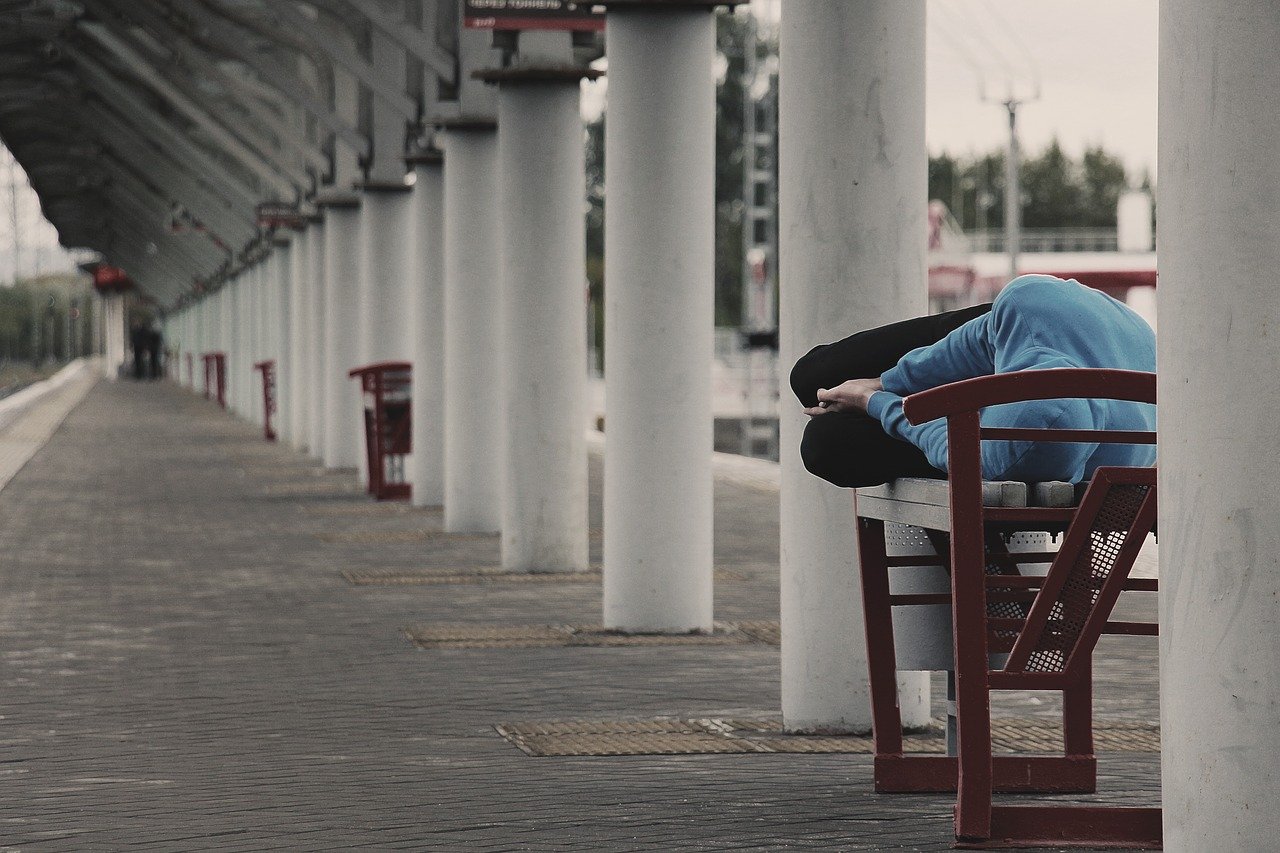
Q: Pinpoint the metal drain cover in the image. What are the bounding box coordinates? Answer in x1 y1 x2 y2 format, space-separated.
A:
404 621 780 649
495 717 1160 756
262 481 362 496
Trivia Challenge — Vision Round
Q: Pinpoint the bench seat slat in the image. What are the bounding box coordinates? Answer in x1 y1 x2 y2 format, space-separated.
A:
857 477 1081 528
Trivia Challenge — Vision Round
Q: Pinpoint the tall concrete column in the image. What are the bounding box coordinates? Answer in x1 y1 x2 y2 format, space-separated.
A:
486 67 592 573
306 219 328 461
603 3 718 631
441 126 502 532
222 279 238 411
227 275 244 415
288 228 311 450
320 199 363 470
356 183 414 484
356 186 413 365
408 154 446 508
1159 3 1280 848
252 258 270 426
101 292 126 379
193 302 205 389
273 240 293 443
777 1 928 732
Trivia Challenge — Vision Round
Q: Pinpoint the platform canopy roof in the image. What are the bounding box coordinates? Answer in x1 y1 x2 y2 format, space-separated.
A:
0 0 513 306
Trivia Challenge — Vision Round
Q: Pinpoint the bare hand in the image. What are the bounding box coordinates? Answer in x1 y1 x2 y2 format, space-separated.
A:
803 378 883 417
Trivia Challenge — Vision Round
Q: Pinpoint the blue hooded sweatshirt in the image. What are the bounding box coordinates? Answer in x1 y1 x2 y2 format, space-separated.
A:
864 275 1156 483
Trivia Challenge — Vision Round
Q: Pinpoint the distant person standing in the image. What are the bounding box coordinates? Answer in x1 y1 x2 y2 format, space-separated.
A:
129 320 149 381
146 326 163 380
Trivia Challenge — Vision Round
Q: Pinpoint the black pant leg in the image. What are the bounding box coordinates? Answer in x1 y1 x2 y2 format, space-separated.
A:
789 303 993 488
789 302 992 407
800 411 944 488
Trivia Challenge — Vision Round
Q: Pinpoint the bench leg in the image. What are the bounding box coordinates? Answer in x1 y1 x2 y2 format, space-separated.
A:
948 498 994 838
856 517 905 763
1063 661 1095 761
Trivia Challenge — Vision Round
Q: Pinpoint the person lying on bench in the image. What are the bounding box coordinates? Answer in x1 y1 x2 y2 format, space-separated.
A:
791 275 1155 488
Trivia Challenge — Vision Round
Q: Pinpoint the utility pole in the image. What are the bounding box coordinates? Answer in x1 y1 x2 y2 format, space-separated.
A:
739 2 780 460
1002 98 1022 279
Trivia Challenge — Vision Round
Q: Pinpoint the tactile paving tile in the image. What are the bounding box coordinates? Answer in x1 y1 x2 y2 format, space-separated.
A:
262 481 363 496
302 503 442 517
319 530 487 544
343 567 745 586
320 528 603 544
404 621 781 649
495 716 1161 757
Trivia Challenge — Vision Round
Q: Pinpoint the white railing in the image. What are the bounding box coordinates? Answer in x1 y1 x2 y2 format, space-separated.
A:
967 227 1119 254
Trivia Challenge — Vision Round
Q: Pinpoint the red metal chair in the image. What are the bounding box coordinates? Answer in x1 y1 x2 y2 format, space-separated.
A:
855 368 1160 849
254 359 277 442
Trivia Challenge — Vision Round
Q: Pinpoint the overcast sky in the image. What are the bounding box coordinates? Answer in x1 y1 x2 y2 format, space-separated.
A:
925 0 1158 177
586 0 1159 179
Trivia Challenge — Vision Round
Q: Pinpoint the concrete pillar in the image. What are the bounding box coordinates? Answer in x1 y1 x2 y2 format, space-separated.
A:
273 240 293 442
220 280 236 409
777 0 929 732
192 302 203 389
306 219 328 461
441 126 502 532
100 293 126 379
490 71 590 573
252 258 270 426
288 228 311 450
408 155 446 507
357 186 413 365
603 3 717 631
320 199 363 470
356 184 414 483
1159 3 1280 848
227 275 244 415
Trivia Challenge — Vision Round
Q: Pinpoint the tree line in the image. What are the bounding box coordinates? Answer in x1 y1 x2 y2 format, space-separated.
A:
0 274 94 365
929 142 1142 232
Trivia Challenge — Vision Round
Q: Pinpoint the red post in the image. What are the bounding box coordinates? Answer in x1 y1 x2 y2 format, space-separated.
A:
202 352 227 409
254 360 277 442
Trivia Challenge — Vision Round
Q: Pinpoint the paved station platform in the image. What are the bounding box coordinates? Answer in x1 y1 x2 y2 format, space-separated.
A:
0 377 1160 850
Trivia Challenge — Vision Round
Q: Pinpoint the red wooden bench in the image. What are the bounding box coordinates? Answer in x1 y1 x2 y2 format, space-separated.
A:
854 368 1160 849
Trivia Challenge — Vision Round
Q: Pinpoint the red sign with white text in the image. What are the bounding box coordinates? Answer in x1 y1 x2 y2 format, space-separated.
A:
464 0 605 31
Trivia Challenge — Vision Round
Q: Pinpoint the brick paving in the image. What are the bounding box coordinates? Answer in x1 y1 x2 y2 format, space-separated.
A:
0 379 1160 850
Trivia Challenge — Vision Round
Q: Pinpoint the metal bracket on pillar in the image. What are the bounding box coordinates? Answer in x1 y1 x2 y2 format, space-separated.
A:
404 149 444 168
473 67 604 86
355 181 411 195
313 190 362 209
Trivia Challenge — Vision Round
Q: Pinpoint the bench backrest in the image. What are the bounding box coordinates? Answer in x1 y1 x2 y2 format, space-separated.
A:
901 368 1158 681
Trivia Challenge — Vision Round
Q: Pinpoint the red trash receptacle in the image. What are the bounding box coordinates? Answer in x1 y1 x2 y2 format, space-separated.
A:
348 362 412 501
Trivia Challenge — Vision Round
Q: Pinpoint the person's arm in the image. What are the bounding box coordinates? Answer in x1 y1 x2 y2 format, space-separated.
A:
868 352 1101 481
879 312 996 396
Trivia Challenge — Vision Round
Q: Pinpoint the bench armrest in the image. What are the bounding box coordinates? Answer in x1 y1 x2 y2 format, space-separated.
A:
902 368 1156 426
